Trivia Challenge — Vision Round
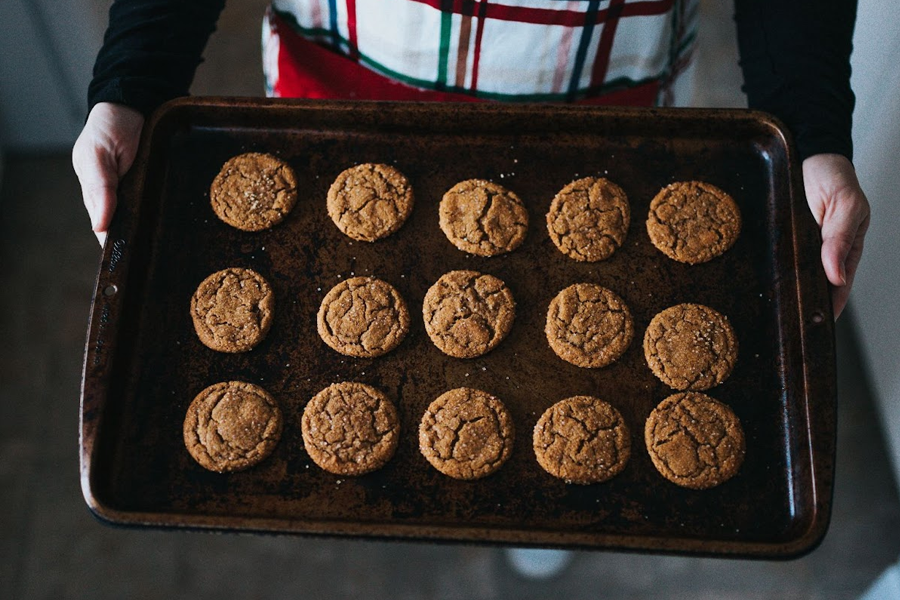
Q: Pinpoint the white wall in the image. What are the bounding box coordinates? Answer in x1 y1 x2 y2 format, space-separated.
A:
849 0 900 490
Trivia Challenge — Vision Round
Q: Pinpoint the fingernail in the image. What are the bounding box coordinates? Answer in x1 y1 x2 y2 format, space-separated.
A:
839 263 847 286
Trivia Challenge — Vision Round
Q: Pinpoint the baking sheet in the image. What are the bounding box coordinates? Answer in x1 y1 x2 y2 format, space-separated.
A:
80 99 836 557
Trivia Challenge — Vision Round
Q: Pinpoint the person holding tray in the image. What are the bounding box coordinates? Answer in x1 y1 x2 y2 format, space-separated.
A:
71 0 869 577
73 1 869 321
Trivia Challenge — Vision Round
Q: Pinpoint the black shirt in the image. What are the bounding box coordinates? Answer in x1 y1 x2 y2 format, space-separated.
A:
88 0 858 161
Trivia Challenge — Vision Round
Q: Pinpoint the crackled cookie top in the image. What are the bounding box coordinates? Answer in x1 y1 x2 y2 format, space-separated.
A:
191 267 274 353
533 396 631 484
545 283 633 368
644 303 738 391
419 387 514 480
210 152 298 231
327 163 414 241
302 382 400 476
317 277 410 358
183 381 283 473
645 392 745 489
647 181 741 264
422 270 515 358
439 179 528 256
546 177 630 262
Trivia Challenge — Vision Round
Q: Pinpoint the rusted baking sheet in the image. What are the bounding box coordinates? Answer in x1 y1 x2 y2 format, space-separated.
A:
80 98 835 558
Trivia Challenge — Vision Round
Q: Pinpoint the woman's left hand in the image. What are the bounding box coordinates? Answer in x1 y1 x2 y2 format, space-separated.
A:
802 153 871 319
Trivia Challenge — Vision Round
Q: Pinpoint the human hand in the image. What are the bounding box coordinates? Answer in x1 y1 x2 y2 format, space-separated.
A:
72 102 144 246
802 153 870 319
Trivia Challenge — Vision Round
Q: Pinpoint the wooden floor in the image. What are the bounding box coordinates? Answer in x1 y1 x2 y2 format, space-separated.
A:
3 1 899 598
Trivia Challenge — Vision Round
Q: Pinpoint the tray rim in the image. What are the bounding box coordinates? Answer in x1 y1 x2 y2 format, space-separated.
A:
79 97 837 559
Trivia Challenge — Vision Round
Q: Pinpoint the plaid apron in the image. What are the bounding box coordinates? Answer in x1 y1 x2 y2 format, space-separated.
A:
263 0 697 106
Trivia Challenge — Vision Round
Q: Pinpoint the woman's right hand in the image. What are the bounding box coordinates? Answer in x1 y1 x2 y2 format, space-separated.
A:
72 102 145 246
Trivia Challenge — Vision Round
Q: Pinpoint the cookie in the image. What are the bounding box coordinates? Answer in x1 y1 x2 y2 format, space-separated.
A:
546 177 630 262
644 303 738 391
191 267 274 353
301 382 400 476
545 283 633 368
645 392 745 489
533 396 631 484
439 179 528 256
183 381 283 473
210 152 298 231
327 163 414 241
419 387 515 480
646 181 741 264
422 270 516 358
317 277 410 358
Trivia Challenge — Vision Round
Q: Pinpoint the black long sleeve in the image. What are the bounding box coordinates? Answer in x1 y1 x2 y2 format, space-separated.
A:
734 0 857 161
88 0 226 117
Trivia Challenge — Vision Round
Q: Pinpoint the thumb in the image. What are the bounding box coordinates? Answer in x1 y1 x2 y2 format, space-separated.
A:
74 144 120 235
819 194 867 287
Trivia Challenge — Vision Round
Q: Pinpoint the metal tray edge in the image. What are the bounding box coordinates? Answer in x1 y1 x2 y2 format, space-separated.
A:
78 98 837 559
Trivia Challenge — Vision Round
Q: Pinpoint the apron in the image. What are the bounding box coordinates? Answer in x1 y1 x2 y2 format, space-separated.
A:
262 0 697 106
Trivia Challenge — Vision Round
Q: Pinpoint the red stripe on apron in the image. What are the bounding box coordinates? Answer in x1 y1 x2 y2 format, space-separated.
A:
271 12 657 106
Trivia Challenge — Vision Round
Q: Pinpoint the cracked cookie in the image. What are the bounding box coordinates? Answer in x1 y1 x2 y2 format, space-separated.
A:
327 163 414 241
210 152 298 231
545 283 633 368
419 387 514 480
645 392 745 489
422 270 516 358
191 267 274 353
647 181 741 264
317 277 410 358
533 396 631 484
547 177 630 262
183 381 283 473
644 303 738 391
439 179 528 256
302 382 400 476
